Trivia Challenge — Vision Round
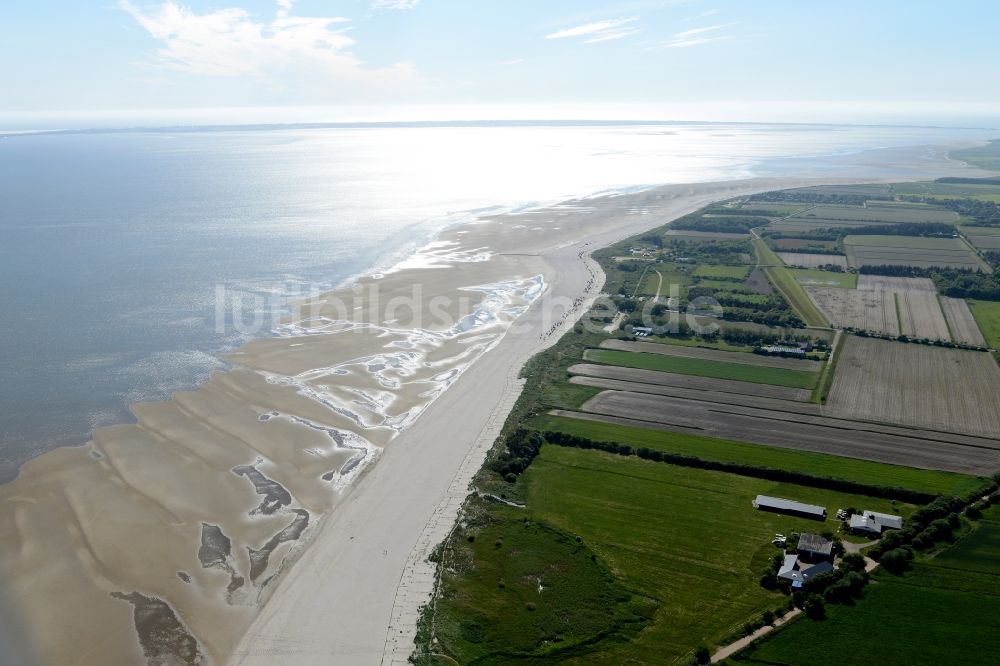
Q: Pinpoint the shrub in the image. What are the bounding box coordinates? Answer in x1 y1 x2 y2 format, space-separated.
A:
803 594 826 620
880 547 913 575
839 553 866 572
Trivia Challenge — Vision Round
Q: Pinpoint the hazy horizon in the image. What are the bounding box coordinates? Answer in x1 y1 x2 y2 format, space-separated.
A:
4 1 1000 130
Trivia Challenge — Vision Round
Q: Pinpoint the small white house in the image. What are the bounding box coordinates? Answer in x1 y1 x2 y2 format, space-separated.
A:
849 510 904 536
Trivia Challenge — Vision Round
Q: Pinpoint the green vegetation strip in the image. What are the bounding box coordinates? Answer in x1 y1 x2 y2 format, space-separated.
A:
968 299 1000 348
529 414 980 497
812 330 844 404
542 428 938 503
583 348 818 389
752 236 829 327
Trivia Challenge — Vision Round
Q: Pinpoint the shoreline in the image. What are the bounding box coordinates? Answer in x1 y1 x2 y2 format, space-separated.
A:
0 143 991 666
230 162 980 664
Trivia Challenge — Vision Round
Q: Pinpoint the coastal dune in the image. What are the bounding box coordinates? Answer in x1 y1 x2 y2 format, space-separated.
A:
0 150 982 665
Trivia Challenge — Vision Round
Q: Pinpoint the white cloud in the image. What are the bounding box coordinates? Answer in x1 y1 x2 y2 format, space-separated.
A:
584 28 641 44
546 16 639 41
648 23 734 49
500 58 525 66
372 0 419 9
119 1 416 92
662 35 732 48
672 23 733 39
687 9 719 20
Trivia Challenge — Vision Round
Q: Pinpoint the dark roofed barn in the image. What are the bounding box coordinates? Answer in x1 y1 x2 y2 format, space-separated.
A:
797 533 834 562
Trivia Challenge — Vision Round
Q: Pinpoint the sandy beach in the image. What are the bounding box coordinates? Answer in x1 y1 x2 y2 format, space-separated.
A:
0 144 988 666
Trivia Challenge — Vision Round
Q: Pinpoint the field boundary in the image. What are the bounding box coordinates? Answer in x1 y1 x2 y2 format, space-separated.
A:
751 229 829 327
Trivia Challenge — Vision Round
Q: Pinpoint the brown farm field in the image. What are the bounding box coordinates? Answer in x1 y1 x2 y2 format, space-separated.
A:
773 238 837 250
805 287 899 335
962 228 1000 251
940 297 988 346
776 252 848 269
552 386 1000 475
844 235 989 272
825 335 1000 438
896 290 951 340
856 275 937 292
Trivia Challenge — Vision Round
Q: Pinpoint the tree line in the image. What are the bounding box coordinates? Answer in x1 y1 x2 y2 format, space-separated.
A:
540 431 937 503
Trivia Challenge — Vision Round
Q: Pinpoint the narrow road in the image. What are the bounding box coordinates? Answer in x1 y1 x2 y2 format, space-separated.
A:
710 609 802 663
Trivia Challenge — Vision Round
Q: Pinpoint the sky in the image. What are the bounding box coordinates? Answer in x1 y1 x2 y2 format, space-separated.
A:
2 0 1000 127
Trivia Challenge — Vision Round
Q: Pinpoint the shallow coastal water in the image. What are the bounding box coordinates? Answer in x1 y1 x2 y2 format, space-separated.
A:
0 121 994 481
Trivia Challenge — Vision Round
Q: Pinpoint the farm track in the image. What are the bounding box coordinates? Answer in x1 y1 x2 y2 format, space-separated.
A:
598 339 822 372
567 363 812 401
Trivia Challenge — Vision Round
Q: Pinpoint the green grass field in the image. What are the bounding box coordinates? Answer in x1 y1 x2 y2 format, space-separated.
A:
693 264 751 280
787 268 857 289
752 237 829 327
529 414 981 497
519 447 916 664
695 278 753 292
743 516 1000 666
433 445 914 664
638 335 750 352
968 300 1000 348
637 263 692 297
583 348 818 389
